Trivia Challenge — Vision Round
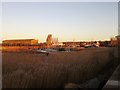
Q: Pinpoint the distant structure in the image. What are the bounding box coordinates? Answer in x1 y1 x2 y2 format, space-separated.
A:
46 34 52 47
116 35 120 46
63 42 80 47
2 39 38 46
110 35 120 47
110 37 118 47
52 38 58 46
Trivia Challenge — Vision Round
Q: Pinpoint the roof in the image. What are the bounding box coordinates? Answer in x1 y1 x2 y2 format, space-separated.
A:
115 35 120 38
2 39 37 42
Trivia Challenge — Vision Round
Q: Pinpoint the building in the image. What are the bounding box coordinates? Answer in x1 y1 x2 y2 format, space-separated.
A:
63 42 81 47
110 35 120 47
2 39 38 46
46 34 52 47
52 38 58 45
115 35 120 46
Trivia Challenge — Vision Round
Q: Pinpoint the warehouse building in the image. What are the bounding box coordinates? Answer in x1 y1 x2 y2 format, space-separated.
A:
2 39 38 46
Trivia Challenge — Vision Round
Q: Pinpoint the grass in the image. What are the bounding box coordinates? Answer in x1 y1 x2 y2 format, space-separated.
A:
2 47 115 88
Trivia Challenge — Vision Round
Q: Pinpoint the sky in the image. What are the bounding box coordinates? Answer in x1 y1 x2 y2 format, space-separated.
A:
1 2 118 42
118 2 120 35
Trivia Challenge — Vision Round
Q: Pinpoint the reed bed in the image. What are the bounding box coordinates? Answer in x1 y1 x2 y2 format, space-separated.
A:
2 47 115 88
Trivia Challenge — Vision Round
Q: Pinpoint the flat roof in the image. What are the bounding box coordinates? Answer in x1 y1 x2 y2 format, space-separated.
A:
2 39 37 42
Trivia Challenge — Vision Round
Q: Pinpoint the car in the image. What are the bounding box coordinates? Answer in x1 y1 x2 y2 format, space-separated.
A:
84 45 92 48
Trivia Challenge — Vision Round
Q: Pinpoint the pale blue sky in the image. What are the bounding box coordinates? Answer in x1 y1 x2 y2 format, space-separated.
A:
2 2 118 42
118 2 120 35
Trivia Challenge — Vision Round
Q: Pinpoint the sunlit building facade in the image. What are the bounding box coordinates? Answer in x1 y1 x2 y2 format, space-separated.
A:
2 39 38 46
46 34 52 47
52 38 58 45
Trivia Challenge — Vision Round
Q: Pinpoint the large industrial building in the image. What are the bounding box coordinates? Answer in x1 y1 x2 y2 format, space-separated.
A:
2 39 38 46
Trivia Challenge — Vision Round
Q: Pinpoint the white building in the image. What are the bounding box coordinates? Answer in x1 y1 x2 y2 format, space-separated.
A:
52 38 58 45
